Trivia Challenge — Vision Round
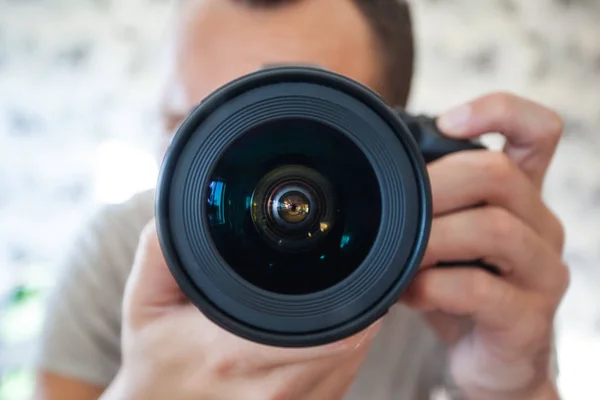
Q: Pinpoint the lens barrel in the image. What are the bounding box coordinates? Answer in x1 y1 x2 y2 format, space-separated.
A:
155 66 432 347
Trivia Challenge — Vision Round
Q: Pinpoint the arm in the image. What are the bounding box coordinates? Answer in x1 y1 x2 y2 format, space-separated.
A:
34 372 104 400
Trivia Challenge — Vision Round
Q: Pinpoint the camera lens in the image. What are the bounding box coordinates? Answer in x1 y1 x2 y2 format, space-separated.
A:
273 188 311 225
156 66 431 347
206 118 381 295
250 165 336 253
268 179 315 228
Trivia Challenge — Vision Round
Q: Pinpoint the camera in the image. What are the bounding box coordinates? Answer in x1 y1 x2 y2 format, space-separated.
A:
155 66 484 347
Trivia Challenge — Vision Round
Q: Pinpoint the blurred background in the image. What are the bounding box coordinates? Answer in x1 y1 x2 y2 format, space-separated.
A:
1 0 599 399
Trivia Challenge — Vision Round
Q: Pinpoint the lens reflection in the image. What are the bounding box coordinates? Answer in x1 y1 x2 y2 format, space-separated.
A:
251 165 335 252
275 190 310 224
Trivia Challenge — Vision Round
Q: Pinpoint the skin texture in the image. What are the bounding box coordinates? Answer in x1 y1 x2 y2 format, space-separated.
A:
161 0 380 133
34 374 103 400
406 93 567 399
36 0 568 399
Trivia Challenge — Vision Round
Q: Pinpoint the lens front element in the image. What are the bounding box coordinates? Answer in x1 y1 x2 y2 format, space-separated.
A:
251 165 336 253
206 118 382 295
274 189 311 224
156 68 430 348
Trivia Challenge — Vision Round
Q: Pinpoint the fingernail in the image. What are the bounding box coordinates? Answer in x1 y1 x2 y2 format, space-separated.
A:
437 104 472 136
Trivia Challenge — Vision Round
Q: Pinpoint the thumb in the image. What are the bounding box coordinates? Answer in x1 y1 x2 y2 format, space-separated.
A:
437 93 563 189
124 219 187 312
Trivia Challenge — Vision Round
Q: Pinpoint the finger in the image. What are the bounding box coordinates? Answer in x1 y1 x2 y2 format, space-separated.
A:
253 319 381 368
421 206 568 294
203 319 380 375
124 220 187 310
260 351 362 400
304 344 370 400
237 345 368 400
422 310 473 345
437 92 563 189
403 268 531 330
428 151 564 251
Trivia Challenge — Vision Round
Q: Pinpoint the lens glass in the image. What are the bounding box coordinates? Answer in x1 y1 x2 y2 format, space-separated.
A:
276 190 310 224
206 118 382 295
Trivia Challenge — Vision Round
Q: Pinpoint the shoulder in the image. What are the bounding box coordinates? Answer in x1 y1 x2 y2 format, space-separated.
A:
67 189 156 284
36 190 156 386
45 189 156 314
87 188 155 243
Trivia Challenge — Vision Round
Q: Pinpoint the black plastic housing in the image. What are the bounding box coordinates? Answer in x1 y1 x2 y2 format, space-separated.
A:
155 66 482 347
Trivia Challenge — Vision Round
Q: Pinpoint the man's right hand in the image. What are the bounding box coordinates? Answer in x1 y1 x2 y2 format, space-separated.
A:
100 221 380 400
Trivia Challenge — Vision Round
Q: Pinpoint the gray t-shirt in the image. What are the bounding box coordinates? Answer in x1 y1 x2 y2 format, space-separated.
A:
37 189 456 399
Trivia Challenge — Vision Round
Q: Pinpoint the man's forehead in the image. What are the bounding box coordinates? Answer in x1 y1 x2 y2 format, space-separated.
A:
166 0 379 109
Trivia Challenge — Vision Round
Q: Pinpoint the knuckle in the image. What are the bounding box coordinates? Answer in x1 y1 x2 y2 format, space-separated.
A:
137 220 160 254
139 219 157 243
478 152 516 184
517 311 550 350
213 356 237 378
489 91 517 119
552 214 566 251
554 261 571 297
209 350 243 378
484 206 516 243
466 270 493 305
530 310 553 343
547 109 564 139
416 272 434 297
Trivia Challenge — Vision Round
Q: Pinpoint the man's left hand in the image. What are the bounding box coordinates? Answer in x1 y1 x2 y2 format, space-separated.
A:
402 93 568 399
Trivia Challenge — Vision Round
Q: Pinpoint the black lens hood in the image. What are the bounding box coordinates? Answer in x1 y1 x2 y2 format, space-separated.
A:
155 66 432 347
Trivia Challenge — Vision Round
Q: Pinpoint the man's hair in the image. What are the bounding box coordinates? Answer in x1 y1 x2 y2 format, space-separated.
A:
236 0 415 106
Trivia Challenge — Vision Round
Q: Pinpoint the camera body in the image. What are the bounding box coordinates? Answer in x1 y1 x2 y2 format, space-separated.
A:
155 66 484 348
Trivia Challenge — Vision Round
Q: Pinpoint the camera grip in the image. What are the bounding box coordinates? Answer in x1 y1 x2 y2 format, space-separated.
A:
396 109 499 275
395 108 485 163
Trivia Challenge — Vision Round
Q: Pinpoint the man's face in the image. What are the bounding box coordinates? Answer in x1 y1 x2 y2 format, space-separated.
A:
161 0 381 134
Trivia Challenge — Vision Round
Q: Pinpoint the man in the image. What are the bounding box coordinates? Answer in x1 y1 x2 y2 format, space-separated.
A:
35 0 568 399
